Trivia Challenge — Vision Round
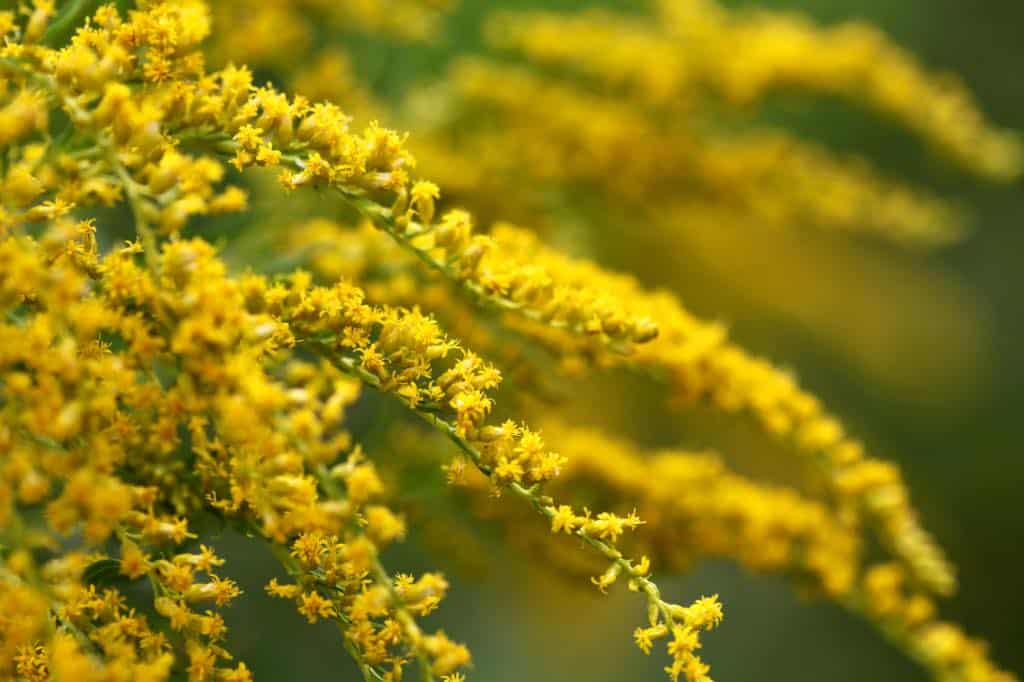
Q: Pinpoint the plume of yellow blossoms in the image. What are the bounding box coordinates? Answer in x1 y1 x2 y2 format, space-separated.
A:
485 0 1022 181
279 218 1020 682
427 224 957 598
0 1 1016 682
0 227 715 680
272 256 722 680
260 187 1013 682
0 217 473 679
203 0 451 120
419 57 966 247
208 0 454 68
0 3 719 680
385 422 1016 682
515 422 862 599
280 211 971 622
402 2 1012 401
0 229 251 681
857 564 1017 682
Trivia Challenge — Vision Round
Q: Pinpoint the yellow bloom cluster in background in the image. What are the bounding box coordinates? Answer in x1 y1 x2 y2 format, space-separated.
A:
485 0 1021 180
0 1 1019 681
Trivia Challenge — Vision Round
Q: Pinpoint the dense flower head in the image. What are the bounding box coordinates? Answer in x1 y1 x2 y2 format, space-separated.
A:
0 1 1017 682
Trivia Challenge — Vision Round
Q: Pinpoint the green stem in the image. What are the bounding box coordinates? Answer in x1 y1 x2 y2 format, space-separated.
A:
107 151 160 273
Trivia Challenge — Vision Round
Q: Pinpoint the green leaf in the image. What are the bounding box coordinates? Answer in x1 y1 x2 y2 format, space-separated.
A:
81 558 124 586
41 0 105 48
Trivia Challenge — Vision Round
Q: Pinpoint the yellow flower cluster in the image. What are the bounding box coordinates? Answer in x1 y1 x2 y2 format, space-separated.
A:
280 212 968 640
0 1 1016 681
1 207 698 677
295 215 961 665
538 423 861 597
0 204 460 680
251 121 660 348
421 418 853 591
264 453 470 679
279 217 553 390
208 0 454 69
266 271 563 487
14 0 640 357
387 418 1017 682
253 152 658 351
631 299 957 598
435 57 966 246
402 7 1008 404
0 226 255 680
398 206 660 349
486 0 1022 180
263 252 724 677
0 7 721 678
442 223 955 598
857 564 1016 682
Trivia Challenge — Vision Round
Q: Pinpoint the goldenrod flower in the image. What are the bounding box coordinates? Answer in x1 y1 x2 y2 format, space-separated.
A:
0 2 1014 681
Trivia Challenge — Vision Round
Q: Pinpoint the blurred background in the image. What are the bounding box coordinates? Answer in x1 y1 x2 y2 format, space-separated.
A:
194 0 1024 679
